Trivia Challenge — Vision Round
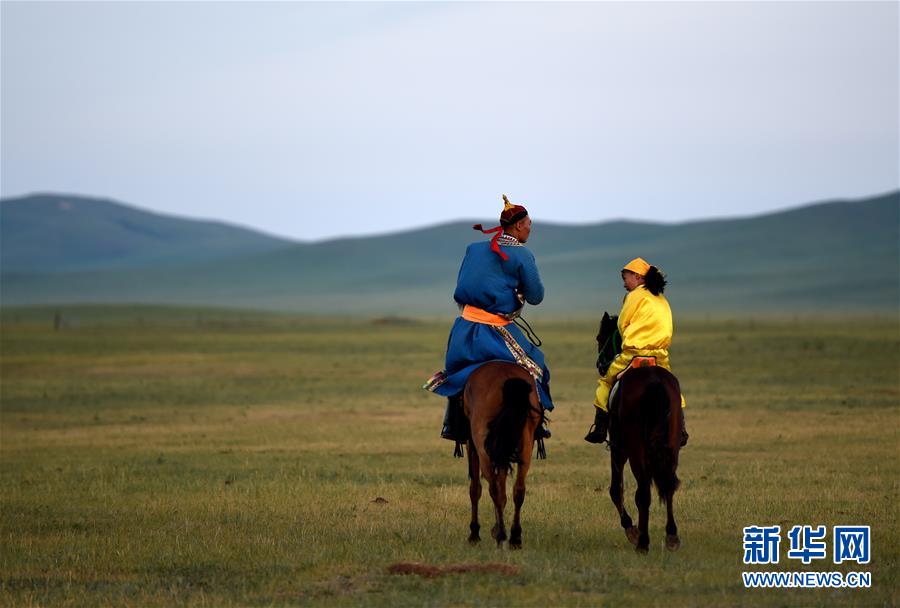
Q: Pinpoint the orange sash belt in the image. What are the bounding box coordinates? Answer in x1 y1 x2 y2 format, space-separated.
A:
461 305 511 326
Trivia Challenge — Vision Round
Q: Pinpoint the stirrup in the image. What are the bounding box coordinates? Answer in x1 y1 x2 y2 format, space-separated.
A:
584 424 607 444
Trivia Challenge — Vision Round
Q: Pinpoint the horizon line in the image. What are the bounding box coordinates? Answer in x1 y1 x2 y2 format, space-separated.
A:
1 188 897 245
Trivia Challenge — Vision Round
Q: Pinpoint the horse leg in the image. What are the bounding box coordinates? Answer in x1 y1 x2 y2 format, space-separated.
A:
634 475 652 553
609 448 638 546
664 491 680 551
467 439 481 544
509 453 531 549
488 467 508 546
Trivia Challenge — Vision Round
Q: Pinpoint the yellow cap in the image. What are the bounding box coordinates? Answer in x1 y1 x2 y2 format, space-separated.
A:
623 257 651 276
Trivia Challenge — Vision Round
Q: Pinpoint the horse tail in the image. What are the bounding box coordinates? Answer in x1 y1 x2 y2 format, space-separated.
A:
642 381 680 502
485 378 533 473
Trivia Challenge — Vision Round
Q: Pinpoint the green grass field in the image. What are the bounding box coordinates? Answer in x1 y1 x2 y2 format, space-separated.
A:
1 306 897 607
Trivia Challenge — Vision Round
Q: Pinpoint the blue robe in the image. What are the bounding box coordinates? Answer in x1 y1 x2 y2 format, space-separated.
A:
426 239 554 410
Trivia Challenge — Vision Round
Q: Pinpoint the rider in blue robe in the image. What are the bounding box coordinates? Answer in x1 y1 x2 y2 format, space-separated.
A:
424 195 553 442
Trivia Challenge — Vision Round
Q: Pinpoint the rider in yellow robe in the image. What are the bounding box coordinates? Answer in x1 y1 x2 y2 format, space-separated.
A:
585 257 688 446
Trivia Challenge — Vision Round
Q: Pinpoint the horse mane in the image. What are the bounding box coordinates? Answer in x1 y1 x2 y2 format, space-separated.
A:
596 312 622 376
640 380 680 501
485 378 533 473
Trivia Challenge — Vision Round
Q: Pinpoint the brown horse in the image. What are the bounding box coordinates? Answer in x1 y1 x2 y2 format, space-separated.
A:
608 366 683 553
598 314 683 553
463 361 543 549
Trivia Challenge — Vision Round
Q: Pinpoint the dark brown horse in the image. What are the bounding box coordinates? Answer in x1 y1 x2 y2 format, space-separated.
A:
463 361 543 549
597 313 683 553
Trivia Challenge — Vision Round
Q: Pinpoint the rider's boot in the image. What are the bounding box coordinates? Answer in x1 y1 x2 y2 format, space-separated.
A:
441 394 464 441
680 411 689 447
534 422 552 440
584 407 609 444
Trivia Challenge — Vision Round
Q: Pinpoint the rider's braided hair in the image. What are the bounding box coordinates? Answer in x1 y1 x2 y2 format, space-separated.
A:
644 265 667 296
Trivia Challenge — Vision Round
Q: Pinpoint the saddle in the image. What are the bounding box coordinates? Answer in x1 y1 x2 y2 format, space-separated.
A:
615 356 657 380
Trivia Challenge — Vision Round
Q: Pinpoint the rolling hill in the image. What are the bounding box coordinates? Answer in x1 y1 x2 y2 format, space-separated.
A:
1 191 897 315
0 194 294 272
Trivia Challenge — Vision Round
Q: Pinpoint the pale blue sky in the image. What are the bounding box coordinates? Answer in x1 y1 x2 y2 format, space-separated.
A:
2 1 897 240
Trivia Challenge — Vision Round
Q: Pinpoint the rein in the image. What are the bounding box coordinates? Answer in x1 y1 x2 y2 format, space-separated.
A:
509 314 546 458
598 332 616 356
514 316 542 347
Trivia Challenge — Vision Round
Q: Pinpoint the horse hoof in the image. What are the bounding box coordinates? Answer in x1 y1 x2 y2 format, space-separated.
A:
509 539 522 550
625 527 640 546
665 535 681 551
468 535 481 545
636 544 649 554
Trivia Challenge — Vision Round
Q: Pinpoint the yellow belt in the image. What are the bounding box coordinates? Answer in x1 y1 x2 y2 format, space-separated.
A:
461 305 511 327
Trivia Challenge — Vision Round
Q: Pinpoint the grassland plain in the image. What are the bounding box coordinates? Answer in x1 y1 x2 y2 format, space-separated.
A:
0 305 897 607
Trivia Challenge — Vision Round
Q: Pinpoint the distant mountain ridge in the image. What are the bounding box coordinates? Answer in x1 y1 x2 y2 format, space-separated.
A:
1 191 897 314
0 194 294 272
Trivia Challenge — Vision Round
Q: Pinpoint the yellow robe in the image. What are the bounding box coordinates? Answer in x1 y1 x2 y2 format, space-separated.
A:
594 285 685 411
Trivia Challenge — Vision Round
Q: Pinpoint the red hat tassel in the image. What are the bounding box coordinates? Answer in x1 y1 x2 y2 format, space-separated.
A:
473 224 510 261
